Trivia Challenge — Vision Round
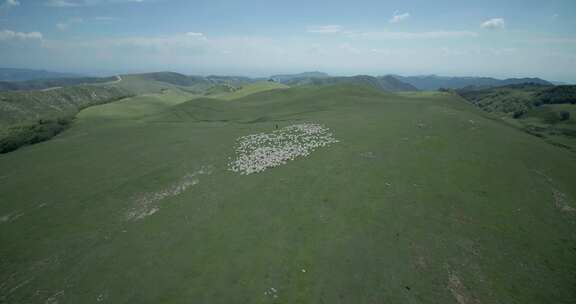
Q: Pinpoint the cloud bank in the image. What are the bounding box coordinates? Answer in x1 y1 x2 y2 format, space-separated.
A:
0 29 43 40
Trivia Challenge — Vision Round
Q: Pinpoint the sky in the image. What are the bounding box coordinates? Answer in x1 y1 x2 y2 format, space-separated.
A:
0 0 575 82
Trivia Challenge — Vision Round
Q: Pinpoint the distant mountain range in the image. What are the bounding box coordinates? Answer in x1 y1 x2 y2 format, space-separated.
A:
0 68 563 94
270 72 330 83
270 73 417 92
130 72 417 93
0 70 418 93
288 75 418 92
270 72 557 91
137 72 254 87
390 75 553 90
0 68 81 82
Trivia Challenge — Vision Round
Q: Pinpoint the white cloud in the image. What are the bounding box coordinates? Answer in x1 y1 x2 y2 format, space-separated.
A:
56 17 83 30
186 32 204 37
389 11 410 23
46 0 80 6
7 30 575 82
94 16 117 21
307 25 342 34
370 48 392 55
481 18 505 29
46 0 146 7
185 32 207 41
43 33 210 51
0 29 43 40
1 0 20 9
339 43 361 54
349 30 478 40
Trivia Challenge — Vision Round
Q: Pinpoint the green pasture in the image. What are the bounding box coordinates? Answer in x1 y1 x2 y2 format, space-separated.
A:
1 84 575 303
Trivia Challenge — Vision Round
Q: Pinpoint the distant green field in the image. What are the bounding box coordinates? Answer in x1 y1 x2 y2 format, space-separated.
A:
0 84 575 303
217 82 289 100
79 89 198 123
456 84 576 151
515 104 576 150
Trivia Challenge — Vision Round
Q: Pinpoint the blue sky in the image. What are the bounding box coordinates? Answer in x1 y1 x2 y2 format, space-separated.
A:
0 0 575 81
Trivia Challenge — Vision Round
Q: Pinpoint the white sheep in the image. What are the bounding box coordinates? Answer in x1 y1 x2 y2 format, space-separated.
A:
229 123 339 175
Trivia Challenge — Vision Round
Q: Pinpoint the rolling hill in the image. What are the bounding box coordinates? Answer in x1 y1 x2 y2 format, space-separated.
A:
0 81 574 303
280 75 418 92
110 72 259 95
456 84 576 150
456 84 576 114
393 74 553 90
0 76 119 91
0 85 131 126
0 72 292 153
270 71 330 83
455 83 553 114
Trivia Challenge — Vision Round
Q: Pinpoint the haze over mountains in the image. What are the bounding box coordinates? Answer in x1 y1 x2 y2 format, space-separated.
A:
0 68 561 92
0 68 80 82
393 75 554 90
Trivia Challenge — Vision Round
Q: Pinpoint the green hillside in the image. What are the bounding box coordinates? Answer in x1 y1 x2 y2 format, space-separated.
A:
271 71 330 83
137 72 211 87
0 85 130 126
0 85 132 153
456 84 576 150
283 75 418 92
0 76 119 91
0 72 292 153
456 84 548 114
537 85 576 104
109 72 259 95
393 75 553 90
216 81 289 100
0 84 575 303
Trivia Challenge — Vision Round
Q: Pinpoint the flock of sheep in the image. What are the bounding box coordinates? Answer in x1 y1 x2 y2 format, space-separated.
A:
229 123 339 175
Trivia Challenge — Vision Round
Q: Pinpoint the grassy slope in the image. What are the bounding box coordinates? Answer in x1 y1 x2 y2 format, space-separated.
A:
283 75 418 92
0 85 575 303
217 82 289 100
457 85 576 151
0 74 283 153
0 85 131 126
108 74 187 95
78 89 199 124
0 76 118 91
508 104 576 150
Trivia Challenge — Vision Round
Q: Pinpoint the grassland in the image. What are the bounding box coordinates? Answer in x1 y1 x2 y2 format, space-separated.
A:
505 104 576 150
0 73 288 153
0 76 119 91
456 84 576 151
0 84 132 153
0 84 575 303
216 82 288 100
0 85 131 127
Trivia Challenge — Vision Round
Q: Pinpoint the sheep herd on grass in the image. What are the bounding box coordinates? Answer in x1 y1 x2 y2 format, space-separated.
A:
229 123 339 175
